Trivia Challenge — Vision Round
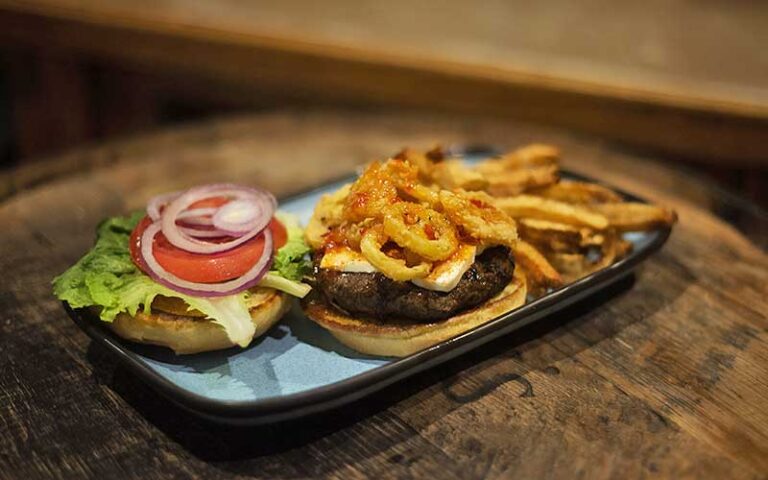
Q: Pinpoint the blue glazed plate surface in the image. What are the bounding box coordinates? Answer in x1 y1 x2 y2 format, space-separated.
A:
67 156 671 425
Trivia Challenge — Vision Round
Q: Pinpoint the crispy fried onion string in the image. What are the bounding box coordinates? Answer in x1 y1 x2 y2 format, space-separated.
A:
359 227 431 281
382 159 441 205
343 162 399 222
383 202 458 261
439 190 518 247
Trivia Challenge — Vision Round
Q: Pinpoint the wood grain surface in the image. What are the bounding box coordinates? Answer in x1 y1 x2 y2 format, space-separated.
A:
0 0 766 163
0 110 766 479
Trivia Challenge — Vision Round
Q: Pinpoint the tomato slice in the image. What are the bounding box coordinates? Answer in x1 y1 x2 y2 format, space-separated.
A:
269 217 287 250
189 196 229 209
130 216 287 283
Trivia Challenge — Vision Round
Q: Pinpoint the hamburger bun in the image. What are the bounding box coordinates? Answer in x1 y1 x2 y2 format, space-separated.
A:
107 288 290 354
303 271 526 357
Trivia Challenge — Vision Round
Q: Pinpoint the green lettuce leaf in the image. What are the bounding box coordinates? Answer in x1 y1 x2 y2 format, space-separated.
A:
258 272 312 298
272 212 312 282
52 210 312 347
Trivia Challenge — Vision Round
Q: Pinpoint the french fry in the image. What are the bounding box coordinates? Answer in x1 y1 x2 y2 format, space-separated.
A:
588 202 677 231
614 237 633 259
473 144 560 196
475 144 559 174
459 144 674 288
485 165 560 196
494 195 609 230
587 231 631 271
517 218 585 252
512 240 563 290
582 232 606 249
544 231 632 283
545 252 589 284
530 180 623 204
431 159 489 191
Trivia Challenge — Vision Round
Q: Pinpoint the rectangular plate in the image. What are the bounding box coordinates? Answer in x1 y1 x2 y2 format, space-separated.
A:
66 155 672 425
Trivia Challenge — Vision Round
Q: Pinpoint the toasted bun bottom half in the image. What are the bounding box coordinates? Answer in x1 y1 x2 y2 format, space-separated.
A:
303 271 527 357
107 289 290 354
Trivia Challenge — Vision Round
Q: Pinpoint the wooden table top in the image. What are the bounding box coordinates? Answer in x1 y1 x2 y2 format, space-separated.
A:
0 110 766 479
0 0 766 163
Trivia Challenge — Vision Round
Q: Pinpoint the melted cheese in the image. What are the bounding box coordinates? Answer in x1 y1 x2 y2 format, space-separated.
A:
411 244 476 292
320 247 378 273
321 244 477 292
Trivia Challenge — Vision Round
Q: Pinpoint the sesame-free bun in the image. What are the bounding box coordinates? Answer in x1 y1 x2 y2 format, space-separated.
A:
303 272 526 357
107 289 290 354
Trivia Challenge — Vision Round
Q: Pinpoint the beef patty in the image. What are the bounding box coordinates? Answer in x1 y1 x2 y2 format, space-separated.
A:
314 246 514 323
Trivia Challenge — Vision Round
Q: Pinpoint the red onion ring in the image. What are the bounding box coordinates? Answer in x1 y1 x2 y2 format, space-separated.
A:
176 207 217 226
161 184 275 254
147 191 181 221
212 199 267 234
177 226 232 238
140 221 273 297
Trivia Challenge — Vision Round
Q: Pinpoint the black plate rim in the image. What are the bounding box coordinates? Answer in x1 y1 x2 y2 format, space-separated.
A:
65 168 673 423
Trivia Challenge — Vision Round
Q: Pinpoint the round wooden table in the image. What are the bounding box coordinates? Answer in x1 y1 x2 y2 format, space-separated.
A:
1 110 766 479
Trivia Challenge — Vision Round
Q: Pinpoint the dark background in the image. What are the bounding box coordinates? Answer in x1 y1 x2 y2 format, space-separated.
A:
0 1 765 207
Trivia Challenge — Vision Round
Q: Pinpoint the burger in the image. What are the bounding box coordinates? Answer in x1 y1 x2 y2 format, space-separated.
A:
53 184 312 354
302 153 529 357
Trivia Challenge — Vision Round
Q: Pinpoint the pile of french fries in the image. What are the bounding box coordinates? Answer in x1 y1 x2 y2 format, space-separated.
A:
401 144 677 294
